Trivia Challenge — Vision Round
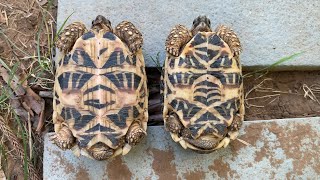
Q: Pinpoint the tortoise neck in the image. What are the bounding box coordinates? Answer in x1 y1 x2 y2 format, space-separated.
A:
91 24 113 34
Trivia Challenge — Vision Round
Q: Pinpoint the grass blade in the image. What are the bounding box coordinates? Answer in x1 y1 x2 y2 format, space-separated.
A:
244 52 304 77
149 52 162 73
54 12 74 43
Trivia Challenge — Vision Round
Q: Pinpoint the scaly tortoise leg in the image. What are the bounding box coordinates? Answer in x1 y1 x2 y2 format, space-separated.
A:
126 121 146 145
50 126 75 150
114 21 143 54
164 113 184 144
165 113 183 134
165 24 193 57
56 22 87 53
228 96 244 141
215 25 242 57
122 121 146 155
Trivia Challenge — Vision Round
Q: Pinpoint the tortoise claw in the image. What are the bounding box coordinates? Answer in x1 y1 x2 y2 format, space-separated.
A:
166 47 179 57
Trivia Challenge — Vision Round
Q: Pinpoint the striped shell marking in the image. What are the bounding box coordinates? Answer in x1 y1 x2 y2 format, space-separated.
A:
53 31 148 151
163 32 243 140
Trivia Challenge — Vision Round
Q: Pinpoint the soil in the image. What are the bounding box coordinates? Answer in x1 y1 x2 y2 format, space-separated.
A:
0 0 57 179
243 71 320 120
147 68 320 124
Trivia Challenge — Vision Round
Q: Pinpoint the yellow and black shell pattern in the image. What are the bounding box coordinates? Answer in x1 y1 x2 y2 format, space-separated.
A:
162 31 244 151
53 30 148 154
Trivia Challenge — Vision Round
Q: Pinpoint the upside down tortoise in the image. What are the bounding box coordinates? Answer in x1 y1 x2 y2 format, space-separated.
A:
162 15 244 153
52 15 148 160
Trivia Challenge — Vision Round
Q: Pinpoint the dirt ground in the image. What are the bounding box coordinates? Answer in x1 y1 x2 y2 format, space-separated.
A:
0 0 57 179
243 71 320 120
1 0 320 179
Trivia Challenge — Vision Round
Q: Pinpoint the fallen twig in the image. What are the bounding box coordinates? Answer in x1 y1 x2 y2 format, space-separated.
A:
303 84 320 105
38 90 53 98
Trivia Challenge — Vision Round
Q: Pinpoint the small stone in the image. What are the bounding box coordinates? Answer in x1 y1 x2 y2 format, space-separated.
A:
283 112 290 117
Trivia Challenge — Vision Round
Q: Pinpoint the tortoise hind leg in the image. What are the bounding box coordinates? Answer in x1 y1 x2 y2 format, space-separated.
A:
114 21 143 54
122 121 146 155
56 22 87 53
165 113 183 135
126 121 146 146
165 24 193 57
164 113 184 143
50 126 75 150
215 25 242 56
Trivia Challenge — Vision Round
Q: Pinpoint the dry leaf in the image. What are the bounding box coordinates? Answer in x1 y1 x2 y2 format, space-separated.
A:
0 10 7 25
22 95 42 115
10 98 29 121
0 65 25 96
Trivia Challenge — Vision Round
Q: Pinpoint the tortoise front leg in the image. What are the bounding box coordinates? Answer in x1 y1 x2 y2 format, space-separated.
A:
50 126 75 150
215 25 242 56
114 21 143 54
165 24 193 57
56 22 87 53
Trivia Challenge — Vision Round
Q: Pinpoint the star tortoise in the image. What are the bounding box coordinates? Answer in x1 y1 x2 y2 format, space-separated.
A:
162 16 244 153
52 15 148 160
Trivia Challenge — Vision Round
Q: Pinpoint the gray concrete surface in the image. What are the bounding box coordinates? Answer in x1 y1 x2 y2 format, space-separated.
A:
43 117 320 179
57 0 320 69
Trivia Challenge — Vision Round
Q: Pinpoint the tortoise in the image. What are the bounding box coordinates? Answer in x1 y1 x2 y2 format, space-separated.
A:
52 15 148 160
162 15 244 153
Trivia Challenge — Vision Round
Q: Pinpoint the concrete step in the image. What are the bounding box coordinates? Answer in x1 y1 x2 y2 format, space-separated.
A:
43 117 320 179
57 0 320 69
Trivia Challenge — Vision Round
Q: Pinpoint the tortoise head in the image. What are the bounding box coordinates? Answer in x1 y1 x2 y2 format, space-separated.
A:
191 15 212 36
88 142 115 160
91 15 113 33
